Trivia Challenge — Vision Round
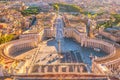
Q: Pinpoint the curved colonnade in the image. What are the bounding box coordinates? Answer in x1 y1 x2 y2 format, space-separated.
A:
4 38 38 58
0 38 38 59
0 38 38 77
44 27 119 60
63 28 116 54
44 27 120 75
0 42 15 64
0 32 43 68
0 27 120 76
63 27 120 75
81 39 115 55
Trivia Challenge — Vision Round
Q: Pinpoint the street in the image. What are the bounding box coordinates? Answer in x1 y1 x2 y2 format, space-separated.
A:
55 15 64 40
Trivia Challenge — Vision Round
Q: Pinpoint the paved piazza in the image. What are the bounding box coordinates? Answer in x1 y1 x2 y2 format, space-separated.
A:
47 38 107 65
16 38 107 74
11 15 107 74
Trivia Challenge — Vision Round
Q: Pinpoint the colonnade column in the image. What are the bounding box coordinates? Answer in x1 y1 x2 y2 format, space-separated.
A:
53 65 56 73
44 66 48 73
75 66 78 73
38 66 41 73
66 67 69 73
59 66 62 73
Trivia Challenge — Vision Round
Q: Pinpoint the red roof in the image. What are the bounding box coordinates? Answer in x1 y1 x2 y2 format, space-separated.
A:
0 25 3 29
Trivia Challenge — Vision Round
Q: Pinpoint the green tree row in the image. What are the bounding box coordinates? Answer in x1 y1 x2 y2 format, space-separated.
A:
21 6 39 16
53 4 59 11
97 20 113 29
0 34 14 44
112 14 120 25
52 3 83 12
97 14 120 29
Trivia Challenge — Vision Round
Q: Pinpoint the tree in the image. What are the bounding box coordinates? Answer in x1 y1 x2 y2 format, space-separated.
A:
112 14 120 25
53 4 59 12
0 34 14 44
52 3 83 13
88 14 92 18
92 14 97 19
21 6 39 16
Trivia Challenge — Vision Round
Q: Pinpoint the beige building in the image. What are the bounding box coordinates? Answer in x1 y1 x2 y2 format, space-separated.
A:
99 28 120 42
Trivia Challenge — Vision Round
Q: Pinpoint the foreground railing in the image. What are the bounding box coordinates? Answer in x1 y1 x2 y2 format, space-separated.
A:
13 73 108 80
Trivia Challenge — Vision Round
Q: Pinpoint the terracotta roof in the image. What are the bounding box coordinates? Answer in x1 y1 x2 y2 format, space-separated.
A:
0 25 3 29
